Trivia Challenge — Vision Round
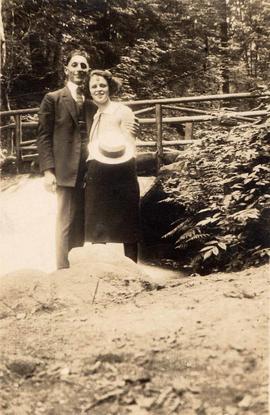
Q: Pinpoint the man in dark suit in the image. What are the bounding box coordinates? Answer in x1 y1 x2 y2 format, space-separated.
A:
38 49 97 269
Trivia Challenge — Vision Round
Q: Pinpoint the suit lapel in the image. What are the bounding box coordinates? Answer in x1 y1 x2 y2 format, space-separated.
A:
61 86 78 125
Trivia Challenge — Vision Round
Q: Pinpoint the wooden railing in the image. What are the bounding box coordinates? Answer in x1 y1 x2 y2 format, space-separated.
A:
0 92 269 173
127 93 269 170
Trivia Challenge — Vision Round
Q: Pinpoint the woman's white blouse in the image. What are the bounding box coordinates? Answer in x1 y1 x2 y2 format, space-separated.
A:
87 101 135 161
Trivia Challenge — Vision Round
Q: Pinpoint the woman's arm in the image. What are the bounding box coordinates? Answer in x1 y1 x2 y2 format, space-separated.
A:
118 104 137 140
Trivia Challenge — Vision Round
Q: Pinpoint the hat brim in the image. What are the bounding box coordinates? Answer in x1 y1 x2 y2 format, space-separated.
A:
89 140 135 165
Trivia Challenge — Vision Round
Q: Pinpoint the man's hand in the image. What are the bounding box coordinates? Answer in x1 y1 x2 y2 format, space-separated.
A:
124 116 141 137
44 170 57 193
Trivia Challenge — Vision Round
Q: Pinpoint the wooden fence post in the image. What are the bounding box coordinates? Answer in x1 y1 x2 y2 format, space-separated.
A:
155 104 163 173
185 122 193 140
15 114 22 173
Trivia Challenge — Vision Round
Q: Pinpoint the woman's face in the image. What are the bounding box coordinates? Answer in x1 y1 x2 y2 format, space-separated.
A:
89 75 110 105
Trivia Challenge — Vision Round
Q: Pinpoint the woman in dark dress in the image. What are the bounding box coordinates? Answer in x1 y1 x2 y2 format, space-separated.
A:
85 70 140 262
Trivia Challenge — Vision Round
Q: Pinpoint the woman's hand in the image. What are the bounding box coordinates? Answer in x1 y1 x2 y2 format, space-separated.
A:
123 116 140 137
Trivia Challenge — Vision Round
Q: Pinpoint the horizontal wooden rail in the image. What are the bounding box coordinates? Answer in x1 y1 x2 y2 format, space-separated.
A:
20 145 38 150
138 110 268 124
134 106 156 115
126 92 270 107
0 123 16 131
20 121 38 127
0 108 39 117
163 105 210 114
20 139 37 146
0 121 38 131
21 154 39 161
162 105 257 122
137 140 195 147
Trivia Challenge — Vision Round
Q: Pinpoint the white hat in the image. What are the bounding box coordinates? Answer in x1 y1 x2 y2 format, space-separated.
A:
90 133 135 165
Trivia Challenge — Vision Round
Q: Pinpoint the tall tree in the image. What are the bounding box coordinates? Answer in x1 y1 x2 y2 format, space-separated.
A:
216 0 230 92
0 0 9 111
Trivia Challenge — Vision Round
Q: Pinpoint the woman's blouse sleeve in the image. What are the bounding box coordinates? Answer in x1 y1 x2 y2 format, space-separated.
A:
117 104 136 139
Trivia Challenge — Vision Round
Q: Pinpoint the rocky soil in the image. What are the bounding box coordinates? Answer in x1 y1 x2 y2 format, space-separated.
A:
0 249 268 415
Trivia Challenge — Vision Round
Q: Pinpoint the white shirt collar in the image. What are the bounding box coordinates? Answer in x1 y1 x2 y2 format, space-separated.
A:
67 81 84 101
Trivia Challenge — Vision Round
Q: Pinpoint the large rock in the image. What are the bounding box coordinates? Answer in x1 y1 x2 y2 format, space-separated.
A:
0 244 155 316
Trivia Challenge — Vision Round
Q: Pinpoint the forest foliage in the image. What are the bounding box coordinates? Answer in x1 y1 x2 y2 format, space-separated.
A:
159 123 270 273
1 0 270 107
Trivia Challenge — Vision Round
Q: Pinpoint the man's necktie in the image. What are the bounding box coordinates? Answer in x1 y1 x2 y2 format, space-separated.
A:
76 86 84 110
76 86 86 143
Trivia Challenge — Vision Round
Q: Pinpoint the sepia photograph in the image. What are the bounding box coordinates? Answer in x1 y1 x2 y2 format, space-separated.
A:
0 0 269 414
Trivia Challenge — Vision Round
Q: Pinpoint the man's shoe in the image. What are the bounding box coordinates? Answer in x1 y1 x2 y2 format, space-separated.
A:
57 264 70 270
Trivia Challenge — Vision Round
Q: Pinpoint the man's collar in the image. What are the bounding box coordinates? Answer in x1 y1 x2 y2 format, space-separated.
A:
67 81 84 96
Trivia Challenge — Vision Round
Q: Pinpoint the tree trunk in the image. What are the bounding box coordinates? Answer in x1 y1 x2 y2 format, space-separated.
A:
29 33 47 75
217 0 230 93
0 0 14 152
0 0 9 111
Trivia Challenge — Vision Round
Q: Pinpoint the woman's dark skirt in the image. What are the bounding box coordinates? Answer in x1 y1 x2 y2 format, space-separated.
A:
85 159 140 243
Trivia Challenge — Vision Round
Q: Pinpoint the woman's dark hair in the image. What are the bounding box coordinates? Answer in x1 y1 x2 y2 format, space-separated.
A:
64 49 90 67
90 70 122 96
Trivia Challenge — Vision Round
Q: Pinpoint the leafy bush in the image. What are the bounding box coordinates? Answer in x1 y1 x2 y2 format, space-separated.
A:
161 124 270 274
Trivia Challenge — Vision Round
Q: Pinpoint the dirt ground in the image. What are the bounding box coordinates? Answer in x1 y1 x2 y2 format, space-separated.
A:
0 176 269 415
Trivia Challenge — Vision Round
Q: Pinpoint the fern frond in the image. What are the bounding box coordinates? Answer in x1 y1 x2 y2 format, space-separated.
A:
175 232 209 245
176 228 199 242
163 218 196 239
163 223 185 239
175 242 188 250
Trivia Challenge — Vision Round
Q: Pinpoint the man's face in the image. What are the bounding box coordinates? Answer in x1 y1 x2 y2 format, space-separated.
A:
65 55 90 85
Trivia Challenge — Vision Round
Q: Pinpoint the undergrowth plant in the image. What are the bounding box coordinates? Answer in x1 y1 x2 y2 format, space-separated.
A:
161 124 270 274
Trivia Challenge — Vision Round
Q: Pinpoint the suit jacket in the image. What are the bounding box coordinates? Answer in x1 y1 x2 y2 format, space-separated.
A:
37 86 97 187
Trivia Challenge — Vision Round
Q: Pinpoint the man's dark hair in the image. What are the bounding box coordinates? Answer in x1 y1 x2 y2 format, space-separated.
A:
64 49 90 66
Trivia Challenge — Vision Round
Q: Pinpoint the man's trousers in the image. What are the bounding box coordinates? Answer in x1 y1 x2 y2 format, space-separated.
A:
56 184 85 269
